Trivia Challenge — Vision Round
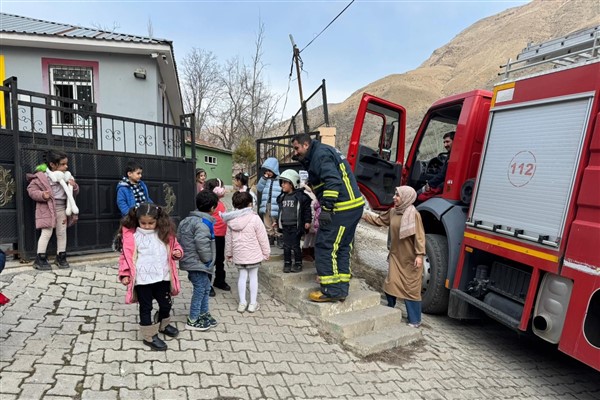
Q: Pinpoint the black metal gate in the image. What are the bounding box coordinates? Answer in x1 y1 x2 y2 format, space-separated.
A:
0 77 197 259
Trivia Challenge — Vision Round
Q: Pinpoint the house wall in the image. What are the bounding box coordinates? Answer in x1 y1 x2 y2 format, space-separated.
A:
0 46 172 124
185 144 233 186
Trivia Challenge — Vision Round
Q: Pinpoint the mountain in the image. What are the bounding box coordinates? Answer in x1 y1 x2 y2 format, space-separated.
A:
327 0 600 149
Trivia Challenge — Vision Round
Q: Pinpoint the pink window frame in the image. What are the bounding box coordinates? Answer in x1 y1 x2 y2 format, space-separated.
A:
41 58 100 104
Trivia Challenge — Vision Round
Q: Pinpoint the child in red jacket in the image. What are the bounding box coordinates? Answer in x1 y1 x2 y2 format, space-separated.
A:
204 178 230 295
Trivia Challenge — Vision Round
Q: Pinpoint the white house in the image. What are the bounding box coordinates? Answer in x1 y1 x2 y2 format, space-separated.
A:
0 12 185 154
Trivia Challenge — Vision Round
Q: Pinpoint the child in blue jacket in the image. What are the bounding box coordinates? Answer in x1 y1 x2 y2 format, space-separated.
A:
256 157 282 245
116 161 153 217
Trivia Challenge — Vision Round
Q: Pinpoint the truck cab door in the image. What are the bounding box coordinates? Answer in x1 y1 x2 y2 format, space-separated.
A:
347 93 406 210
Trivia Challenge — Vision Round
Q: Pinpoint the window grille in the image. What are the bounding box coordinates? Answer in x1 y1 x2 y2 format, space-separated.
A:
50 65 94 125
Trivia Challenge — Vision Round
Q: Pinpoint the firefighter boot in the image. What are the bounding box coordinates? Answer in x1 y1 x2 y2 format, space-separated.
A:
33 253 52 271
55 252 70 269
309 290 346 303
140 324 167 351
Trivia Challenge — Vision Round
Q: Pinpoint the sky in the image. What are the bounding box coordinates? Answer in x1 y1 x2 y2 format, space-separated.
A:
1 0 528 119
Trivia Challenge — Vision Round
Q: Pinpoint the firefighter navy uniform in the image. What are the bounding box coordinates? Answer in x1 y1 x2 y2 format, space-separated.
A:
298 139 365 300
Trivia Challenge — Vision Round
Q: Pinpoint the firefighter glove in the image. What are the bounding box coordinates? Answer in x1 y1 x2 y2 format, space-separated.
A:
319 209 333 227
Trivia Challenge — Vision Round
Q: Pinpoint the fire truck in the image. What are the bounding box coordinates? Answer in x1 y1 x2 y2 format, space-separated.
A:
348 26 600 371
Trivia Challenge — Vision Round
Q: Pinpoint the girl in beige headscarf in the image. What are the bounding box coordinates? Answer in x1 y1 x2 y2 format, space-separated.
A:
362 186 426 327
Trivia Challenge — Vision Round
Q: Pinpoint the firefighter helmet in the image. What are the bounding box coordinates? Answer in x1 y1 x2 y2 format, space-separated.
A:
279 169 301 189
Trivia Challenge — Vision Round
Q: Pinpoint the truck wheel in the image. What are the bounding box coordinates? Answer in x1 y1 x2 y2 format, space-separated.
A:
422 234 449 314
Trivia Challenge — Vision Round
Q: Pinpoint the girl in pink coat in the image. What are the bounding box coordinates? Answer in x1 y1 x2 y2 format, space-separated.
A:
26 149 79 270
222 191 270 313
116 203 183 351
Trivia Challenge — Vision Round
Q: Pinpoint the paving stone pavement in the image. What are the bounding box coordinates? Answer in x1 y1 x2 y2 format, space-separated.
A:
1 249 599 400
1 191 599 399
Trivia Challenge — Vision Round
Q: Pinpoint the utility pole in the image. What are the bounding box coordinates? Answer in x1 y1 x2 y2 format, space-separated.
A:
289 34 310 134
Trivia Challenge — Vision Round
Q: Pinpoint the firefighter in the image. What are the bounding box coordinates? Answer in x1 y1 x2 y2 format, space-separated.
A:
291 133 365 302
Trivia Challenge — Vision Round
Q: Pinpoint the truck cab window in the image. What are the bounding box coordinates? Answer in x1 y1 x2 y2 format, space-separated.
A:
410 114 458 188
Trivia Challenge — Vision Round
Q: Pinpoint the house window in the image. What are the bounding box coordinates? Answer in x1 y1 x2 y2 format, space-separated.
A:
205 155 217 165
50 65 94 125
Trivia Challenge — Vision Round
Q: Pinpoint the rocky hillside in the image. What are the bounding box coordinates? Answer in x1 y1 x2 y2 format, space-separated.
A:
328 0 600 149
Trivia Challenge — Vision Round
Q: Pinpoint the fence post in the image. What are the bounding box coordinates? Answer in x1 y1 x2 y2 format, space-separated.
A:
5 77 27 260
321 79 329 126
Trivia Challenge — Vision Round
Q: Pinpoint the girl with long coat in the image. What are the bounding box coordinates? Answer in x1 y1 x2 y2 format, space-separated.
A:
362 186 426 327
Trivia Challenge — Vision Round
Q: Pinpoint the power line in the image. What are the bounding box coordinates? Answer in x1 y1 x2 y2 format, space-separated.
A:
300 0 355 53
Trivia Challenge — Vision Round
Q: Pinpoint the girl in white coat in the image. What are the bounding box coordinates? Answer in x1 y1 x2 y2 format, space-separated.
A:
222 191 270 313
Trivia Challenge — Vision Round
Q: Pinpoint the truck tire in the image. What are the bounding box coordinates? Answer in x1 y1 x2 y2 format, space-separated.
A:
422 234 449 314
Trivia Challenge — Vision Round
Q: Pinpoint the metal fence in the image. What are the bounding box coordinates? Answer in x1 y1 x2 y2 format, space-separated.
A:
0 77 196 259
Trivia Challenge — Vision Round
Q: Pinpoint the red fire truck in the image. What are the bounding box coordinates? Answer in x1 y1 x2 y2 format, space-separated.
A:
348 26 600 370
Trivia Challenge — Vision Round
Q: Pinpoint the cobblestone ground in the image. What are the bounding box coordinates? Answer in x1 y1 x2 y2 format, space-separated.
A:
1 256 599 400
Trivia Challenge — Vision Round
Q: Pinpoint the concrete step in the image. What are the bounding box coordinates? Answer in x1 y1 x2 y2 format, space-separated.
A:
291 284 382 318
321 305 403 340
343 322 423 358
258 249 419 357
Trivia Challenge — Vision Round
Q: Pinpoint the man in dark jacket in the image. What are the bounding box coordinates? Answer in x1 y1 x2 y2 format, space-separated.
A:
291 133 365 302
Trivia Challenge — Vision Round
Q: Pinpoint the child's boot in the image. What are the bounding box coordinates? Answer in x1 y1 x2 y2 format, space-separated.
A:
33 253 52 271
291 262 303 273
140 324 167 351
158 317 179 338
283 262 292 273
55 252 70 269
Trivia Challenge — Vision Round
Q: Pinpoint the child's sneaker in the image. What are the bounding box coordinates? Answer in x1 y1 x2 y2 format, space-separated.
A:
0 292 9 305
237 303 247 313
283 263 292 273
186 316 211 331
203 313 218 327
247 303 260 313
291 263 303 273
407 322 421 328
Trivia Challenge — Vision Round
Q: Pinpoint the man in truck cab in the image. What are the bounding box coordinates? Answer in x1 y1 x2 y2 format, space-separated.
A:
417 131 454 201
291 133 365 303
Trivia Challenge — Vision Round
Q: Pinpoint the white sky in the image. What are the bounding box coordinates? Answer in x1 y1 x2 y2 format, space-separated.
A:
1 0 528 119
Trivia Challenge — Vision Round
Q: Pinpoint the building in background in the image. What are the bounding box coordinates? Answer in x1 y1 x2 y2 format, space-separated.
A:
0 12 184 153
185 140 233 187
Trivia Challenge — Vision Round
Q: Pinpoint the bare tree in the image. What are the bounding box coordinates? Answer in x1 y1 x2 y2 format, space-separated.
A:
181 48 221 142
181 20 280 150
211 20 280 149
240 21 281 140
147 18 154 39
90 21 120 33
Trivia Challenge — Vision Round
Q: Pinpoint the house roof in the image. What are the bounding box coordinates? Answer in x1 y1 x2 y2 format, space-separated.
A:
0 12 183 118
186 139 232 154
0 12 169 44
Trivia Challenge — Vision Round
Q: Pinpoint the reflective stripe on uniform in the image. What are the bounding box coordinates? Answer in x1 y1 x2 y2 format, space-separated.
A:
331 226 345 275
340 163 356 200
333 197 365 211
323 190 339 198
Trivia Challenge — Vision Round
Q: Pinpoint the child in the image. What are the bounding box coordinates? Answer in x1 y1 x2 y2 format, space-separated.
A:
301 182 320 262
0 248 9 305
233 172 257 209
27 149 79 270
177 190 219 330
196 168 207 193
117 203 183 351
275 170 312 273
204 178 230 294
362 186 426 328
256 157 282 246
116 161 153 217
222 191 270 313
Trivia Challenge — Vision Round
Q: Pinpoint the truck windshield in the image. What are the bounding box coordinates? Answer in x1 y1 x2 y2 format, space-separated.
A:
416 117 457 161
